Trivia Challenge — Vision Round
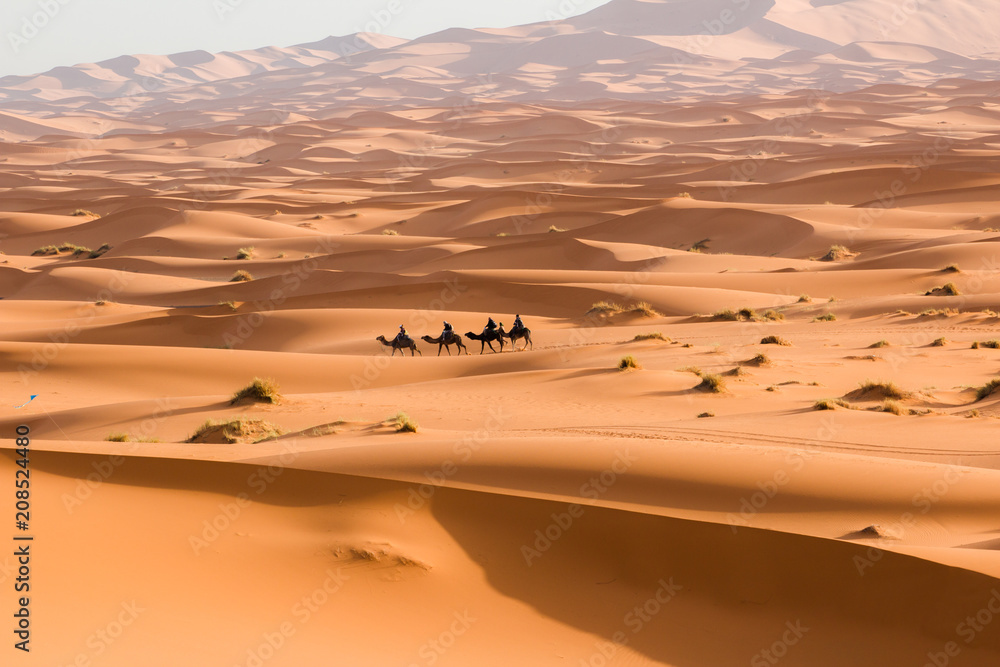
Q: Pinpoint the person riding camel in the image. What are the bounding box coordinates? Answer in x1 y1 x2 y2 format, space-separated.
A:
393 324 409 345
512 314 524 334
441 320 454 340
482 317 498 336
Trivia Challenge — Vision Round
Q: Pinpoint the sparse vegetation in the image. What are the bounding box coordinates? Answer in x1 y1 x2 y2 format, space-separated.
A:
548 225 566 233
813 313 837 322
853 379 909 401
236 246 255 259
229 270 254 282
973 340 1000 349
393 412 419 433
218 301 238 311
231 377 281 405
588 301 623 316
878 400 905 416
814 398 853 411
677 192 693 199
761 335 792 346
691 238 710 252
696 373 726 393
976 379 1000 402
629 302 662 317
31 245 58 256
71 209 99 217
745 353 771 366
931 337 948 347
925 282 960 296
618 355 640 371
88 243 112 258
712 309 740 321
188 418 284 444
870 340 891 348
943 264 961 273
633 332 669 342
763 309 784 321
967 409 981 418
697 412 715 418
382 229 399 236
820 245 855 262
105 433 132 442
679 366 702 375
798 294 812 303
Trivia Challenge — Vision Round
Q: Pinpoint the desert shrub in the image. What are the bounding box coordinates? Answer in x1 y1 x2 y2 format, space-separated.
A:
229 270 254 282
618 355 639 371
761 335 791 346
696 373 726 393
236 247 255 259
394 412 418 433
813 313 837 322
975 379 1000 402
820 245 854 261
231 377 281 405
633 332 668 342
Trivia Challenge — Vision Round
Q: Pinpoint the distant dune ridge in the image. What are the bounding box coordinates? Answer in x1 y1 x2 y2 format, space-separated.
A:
5 1 1000 666
2 0 1000 129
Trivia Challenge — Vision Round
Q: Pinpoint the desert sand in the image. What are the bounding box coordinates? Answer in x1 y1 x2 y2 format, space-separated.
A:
3 0 1000 665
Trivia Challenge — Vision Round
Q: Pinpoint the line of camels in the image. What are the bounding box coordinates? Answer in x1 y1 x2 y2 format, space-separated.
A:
376 323 533 356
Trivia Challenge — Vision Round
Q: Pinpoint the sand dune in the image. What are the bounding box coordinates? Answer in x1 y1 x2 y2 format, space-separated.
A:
4 1 1000 665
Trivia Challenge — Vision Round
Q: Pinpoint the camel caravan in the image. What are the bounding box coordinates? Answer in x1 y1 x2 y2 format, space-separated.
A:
376 315 533 356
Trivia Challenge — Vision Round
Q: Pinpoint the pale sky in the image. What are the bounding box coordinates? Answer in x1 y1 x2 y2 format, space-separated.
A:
0 0 611 77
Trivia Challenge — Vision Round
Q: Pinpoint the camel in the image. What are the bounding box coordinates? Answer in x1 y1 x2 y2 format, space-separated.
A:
501 324 533 351
421 332 469 356
376 334 421 356
464 328 505 354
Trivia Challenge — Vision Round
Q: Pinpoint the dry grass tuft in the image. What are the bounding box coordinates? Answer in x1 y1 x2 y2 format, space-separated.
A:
820 245 855 262
814 398 853 411
231 377 281 405
229 270 254 282
931 337 948 347
850 379 910 401
393 412 419 433
696 373 726 393
813 312 837 322
633 332 669 342
975 379 1000 402
761 335 791 346
618 355 640 371
869 340 891 348
188 418 284 444
697 412 715 418
71 209 99 217
236 247 255 259
925 282 960 296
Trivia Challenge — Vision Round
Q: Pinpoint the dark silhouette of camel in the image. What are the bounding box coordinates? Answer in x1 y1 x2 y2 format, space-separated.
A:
376 335 421 356
464 328 505 354
421 333 469 356
502 324 533 351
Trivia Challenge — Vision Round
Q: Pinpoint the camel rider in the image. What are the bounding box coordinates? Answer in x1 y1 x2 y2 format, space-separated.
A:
513 314 524 334
393 324 408 345
482 317 497 336
441 320 454 340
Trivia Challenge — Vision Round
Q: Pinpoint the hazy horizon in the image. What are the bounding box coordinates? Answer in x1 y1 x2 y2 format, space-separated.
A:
0 0 611 77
